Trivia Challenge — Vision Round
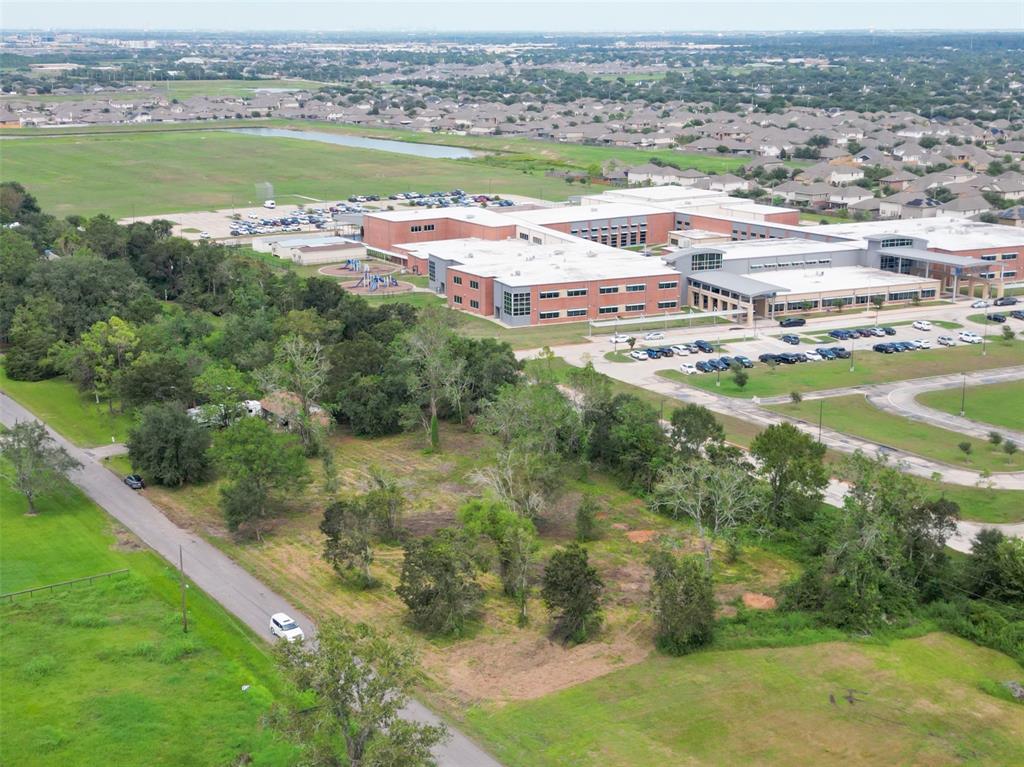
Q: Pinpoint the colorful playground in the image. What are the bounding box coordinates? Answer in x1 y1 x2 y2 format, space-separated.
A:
321 258 417 295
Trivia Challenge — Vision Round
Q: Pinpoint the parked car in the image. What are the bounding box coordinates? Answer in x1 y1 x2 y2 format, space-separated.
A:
695 360 713 373
828 329 851 340
270 613 305 643
644 331 665 341
881 326 897 336
777 353 799 364
959 331 983 344
779 317 806 327
815 347 836 360
655 347 674 357
993 296 1018 306
916 338 932 349
780 334 800 345
971 299 990 309
610 333 632 344
986 313 1007 323
830 347 851 359
803 350 823 361
733 355 754 368
870 327 886 337
937 335 956 346
694 340 714 353
758 353 780 364
629 350 648 361
1010 310 1024 320
645 348 663 359
718 356 734 368
670 344 690 355
895 341 915 351
912 320 932 331
124 474 145 490
856 328 874 338
678 362 698 375
873 343 895 354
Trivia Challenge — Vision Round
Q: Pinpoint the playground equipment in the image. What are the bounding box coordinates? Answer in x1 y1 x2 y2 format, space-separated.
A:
342 258 363 271
352 268 400 292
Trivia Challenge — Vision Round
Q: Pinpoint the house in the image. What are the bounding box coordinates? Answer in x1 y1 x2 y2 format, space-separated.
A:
260 391 331 430
940 195 991 218
774 181 833 206
881 171 918 191
798 162 865 186
997 206 1024 227
828 187 874 209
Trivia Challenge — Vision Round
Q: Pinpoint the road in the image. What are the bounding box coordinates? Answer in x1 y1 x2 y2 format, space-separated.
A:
0 392 501 767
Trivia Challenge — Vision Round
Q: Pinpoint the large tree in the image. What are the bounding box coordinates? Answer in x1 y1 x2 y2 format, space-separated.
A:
399 306 465 450
750 422 828 527
53 315 140 412
669 404 725 458
541 542 604 644
275 618 447 767
127 404 211 487
0 421 81 515
396 528 483 636
321 497 376 587
257 334 330 455
648 550 716 655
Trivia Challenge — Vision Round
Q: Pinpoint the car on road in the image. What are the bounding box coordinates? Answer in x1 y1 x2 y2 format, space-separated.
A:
959 331 983 344
830 347 851 359
644 331 665 341
779 317 806 327
937 335 955 346
694 340 715 353
733 355 754 368
679 362 698 375
610 333 632 344
629 350 648 361
123 474 145 490
993 296 1019 306
986 313 1007 323
198 231 211 240
873 342 895 354
670 344 691 355
912 320 932 331
270 613 305 642
971 299 990 309
780 334 800 345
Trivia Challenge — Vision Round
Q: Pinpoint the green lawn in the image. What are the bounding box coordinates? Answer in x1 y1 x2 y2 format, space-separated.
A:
658 339 1024 398
0 363 133 447
465 633 1024 767
0 467 295 766
2 79 327 103
768 395 1024 473
918 380 1024 434
925 482 1024 524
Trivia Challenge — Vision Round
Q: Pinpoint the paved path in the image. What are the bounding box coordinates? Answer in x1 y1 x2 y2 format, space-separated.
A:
0 392 501 767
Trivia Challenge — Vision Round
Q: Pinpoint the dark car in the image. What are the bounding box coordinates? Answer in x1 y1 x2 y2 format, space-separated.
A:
829 329 851 340
758 353 780 364
656 347 674 357
779 317 806 328
830 347 851 359
777 353 799 364
734 355 754 368
857 328 874 338
718 356 734 368
695 360 713 373
895 341 915 351
1011 310 1024 320
124 474 145 490
873 343 894 354
882 326 897 336
986 313 1007 323
993 296 1018 306
816 347 836 360
694 340 715 353
706 358 726 372
780 334 800 345
645 348 663 359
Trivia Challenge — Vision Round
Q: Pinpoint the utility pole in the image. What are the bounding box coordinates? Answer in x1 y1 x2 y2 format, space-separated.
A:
849 336 855 373
818 398 824 442
981 315 988 357
178 545 188 634
959 372 967 417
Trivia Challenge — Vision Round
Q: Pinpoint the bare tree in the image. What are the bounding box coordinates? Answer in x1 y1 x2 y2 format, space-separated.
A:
257 334 329 455
470 448 560 520
400 307 464 450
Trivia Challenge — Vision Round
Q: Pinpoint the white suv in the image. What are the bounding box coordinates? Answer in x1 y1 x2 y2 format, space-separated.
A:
270 613 305 642
959 331 982 344
610 333 631 344
912 320 932 331
644 331 665 341
679 362 698 375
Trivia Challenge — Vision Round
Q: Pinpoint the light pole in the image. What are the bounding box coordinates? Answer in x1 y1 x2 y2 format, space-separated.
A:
981 314 988 356
849 336 855 373
817 398 824 443
960 372 967 417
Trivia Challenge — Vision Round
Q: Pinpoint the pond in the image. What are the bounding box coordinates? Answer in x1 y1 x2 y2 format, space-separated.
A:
225 127 477 159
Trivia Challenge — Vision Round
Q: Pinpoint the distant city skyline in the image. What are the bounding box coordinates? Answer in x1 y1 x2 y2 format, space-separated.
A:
5 1 1024 32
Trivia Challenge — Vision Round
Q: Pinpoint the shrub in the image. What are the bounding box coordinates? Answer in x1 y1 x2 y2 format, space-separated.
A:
958 441 973 456
988 431 1003 445
1003 440 1018 456
790 391 803 404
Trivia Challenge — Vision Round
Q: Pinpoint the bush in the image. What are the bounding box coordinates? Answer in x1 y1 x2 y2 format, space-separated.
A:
1003 440 1018 456
790 391 803 404
958 441 973 456
925 599 1024 664
989 431 1003 446
575 494 600 542
127 404 211 487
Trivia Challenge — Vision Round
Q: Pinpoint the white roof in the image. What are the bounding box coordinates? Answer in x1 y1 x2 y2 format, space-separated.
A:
759 266 938 294
720 202 794 216
804 217 1024 251
591 186 727 204
365 206 513 226
707 238 863 261
508 202 668 225
404 237 677 287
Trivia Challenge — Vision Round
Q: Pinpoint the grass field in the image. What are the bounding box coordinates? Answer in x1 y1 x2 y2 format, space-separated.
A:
0 363 133 447
768 395 1024 473
927 483 1024 525
0 465 294 766
2 79 328 103
658 339 1024 398
464 632 1024 767
918 381 1024 434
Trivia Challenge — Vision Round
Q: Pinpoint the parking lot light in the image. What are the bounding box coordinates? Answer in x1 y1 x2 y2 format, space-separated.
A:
849 337 855 372
960 373 967 417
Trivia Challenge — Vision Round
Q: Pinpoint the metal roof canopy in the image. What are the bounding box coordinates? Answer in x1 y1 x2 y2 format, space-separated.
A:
688 270 786 298
878 247 985 269
588 308 746 330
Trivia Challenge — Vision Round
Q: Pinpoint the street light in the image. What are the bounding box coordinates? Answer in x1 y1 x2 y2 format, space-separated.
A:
960 372 967 417
849 336 856 373
817 398 824 442
981 314 988 356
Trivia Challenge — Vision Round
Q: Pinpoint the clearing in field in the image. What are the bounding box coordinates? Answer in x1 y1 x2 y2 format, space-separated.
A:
917 380 1024 434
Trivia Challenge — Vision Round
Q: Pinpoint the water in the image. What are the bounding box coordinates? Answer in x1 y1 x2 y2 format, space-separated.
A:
225 127 477 159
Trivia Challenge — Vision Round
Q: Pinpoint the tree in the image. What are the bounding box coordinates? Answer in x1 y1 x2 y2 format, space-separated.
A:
991 538 1024 605
275 618 447 767
363 465 406 542
258 335 330 455
194 362 257 427
321 497 376 587
731 364 749 390
396 528 483 636
648 550 715 655
1001 324 1015 342
400 307 465 450
958 441 973 456
541 542 604 644
117 350 196 409
211 417 309 537
1003 440 1018 456
127 404 211 487
651 460 761 572
0 421 81 515
750 422 828 527
988 431 1003 446
575 494 600 542
3 295 61 381
60 315 140 412
669 404 725 458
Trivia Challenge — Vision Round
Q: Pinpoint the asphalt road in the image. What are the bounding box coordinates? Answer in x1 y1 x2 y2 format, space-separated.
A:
0 392 501 767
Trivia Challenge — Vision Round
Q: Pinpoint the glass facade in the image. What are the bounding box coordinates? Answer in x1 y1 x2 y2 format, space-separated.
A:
503 291 531 317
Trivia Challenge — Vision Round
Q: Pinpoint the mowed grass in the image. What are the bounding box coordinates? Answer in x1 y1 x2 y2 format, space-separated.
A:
927 482 1024 525
0 130 602 219
464 633 1024 767
768 395 1024 473
0 468 294 766
2 79 328 104
0 362 133 447
659 339 1024 398
918 380 1024 433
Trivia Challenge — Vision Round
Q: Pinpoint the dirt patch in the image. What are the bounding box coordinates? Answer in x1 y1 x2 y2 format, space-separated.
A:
742 592 778 610
625 529 656 544
610 522 629 531
111 526 144 552
402 508 457 537
603 562 650 607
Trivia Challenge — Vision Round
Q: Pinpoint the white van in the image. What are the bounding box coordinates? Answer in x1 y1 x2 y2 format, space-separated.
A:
264 199 276 209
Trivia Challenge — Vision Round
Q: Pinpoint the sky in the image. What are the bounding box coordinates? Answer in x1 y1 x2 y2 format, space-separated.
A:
4 0 1024 32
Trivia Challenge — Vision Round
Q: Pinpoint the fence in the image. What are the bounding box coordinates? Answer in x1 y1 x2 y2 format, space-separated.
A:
1 569 130 602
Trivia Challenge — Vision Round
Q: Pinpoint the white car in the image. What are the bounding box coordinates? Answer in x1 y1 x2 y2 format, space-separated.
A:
971 300 989 309
803 350 823 361
916 338 932 349
870 327 886 337
199 231 211 240
610 333 631 344
644 331 665 341
270 613 304 642
629 350 648 361
678 362 699 375
670 344 690 355
912 320 932 331
937 335 956 347
959 331 983 344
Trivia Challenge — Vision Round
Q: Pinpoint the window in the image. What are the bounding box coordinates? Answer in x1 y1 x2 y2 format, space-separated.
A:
625 303 645 312
469 299 480 309
981 255 997 262
519 232 529 240
691 252 723 271
409 224 435 233
566 308 587 317
469 280 479 289
424 224 435 232
657 300 678 309
411 225 422 233
428 261 436 281
566 288 588 297
626 284 646 292
599 286 619 294
453 295 463 304
888 290 919 301
880 237 914 248
920 289 936 298
1003 270 1017 278
658 280 678 290
539 311 560 320
598 306 619 315
1001 253 1017 260
452 275 463 285
539 290 560 299
503 291 531 317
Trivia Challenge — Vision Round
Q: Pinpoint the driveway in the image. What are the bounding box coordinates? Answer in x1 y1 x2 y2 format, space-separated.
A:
0 392 501 767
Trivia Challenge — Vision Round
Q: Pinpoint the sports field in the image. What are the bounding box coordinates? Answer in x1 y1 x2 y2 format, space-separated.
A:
918 380 1024 433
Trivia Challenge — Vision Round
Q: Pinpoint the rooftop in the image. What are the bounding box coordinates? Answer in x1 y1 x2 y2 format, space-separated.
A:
703 237 862 261
365 206 514 227
508 201 669 225
402 237 678 287
590 186 727 204
804 217 1024 251
755 265 938 295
